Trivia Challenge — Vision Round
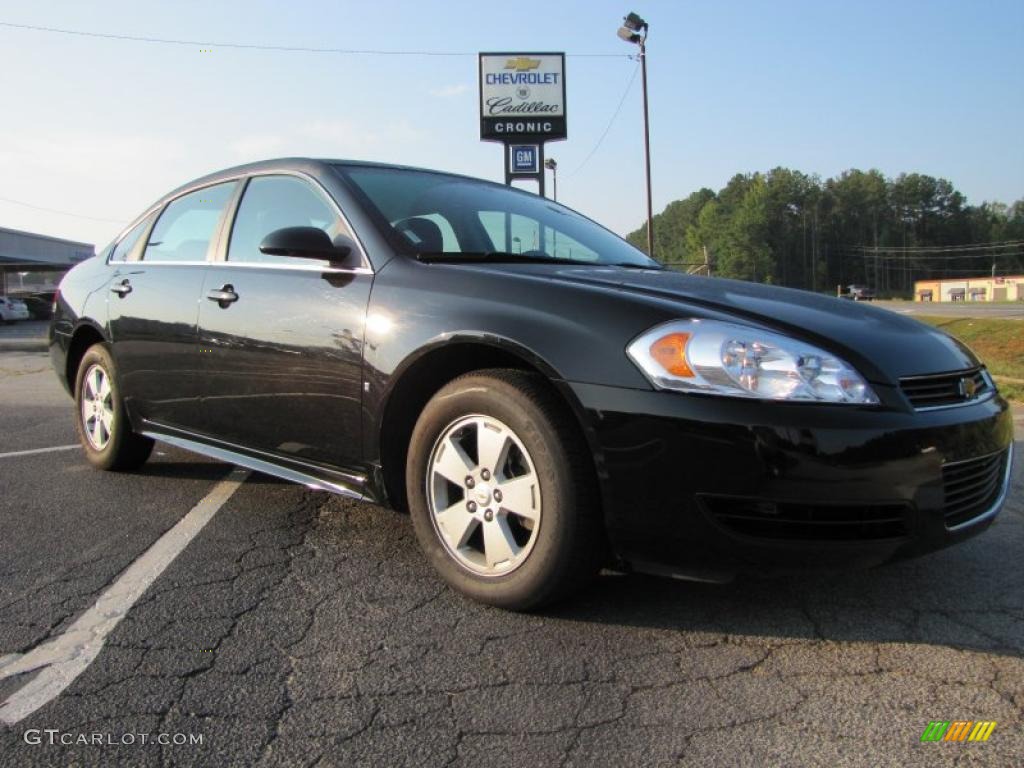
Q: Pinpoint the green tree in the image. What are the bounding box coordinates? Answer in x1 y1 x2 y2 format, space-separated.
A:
626 167 1021 294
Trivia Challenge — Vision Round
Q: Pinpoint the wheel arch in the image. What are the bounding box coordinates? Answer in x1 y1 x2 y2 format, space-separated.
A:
375 334 606 516
65 320 108 393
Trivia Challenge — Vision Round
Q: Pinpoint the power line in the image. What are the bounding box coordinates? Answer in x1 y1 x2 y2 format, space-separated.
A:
561 61 640 180
0 195 127 224
0 20 630 58
845 250 1023 262
902 267 1024 275
842 240 1024 254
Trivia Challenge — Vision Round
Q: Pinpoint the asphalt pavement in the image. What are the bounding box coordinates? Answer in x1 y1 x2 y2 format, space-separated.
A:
0 349 1021 767
0 320 47 352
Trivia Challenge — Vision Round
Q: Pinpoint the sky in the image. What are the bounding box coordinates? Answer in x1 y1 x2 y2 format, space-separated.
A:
0 0 1022 248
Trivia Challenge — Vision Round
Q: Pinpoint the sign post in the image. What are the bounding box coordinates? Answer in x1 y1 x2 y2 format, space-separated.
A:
479 52 566 198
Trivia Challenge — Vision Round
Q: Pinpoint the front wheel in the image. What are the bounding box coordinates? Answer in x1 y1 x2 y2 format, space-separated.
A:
406 369 604 610
74 343 154 471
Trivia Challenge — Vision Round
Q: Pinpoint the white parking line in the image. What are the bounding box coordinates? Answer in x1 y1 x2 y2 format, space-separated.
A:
0 445 78 459
0 468 249 725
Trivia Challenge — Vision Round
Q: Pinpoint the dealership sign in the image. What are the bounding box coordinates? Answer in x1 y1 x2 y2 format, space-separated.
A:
479 53 567 141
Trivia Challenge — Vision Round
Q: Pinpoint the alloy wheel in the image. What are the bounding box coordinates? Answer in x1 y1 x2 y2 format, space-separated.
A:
426 414 542 576
81 363 114 450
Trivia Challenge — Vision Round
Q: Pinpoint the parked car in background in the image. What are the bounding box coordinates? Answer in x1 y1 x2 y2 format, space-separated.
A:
20 291 57 320
0 295 30 323
50 159 1014 610
840 284 877 301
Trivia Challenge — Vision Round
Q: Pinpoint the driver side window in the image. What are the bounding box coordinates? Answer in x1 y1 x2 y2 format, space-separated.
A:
228 175 348 265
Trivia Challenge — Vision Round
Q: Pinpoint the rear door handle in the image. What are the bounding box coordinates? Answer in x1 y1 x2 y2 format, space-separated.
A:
207 284 238 305
110 279 132 297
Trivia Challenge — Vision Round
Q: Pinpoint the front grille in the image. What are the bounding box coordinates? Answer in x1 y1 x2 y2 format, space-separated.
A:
900 368 990 409
942 450 1008 528
701 497 911 541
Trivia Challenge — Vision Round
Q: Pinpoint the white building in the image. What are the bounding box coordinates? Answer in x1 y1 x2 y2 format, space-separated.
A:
0 226 94 294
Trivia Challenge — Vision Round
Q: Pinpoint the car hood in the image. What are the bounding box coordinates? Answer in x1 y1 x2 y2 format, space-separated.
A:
488 265 979 382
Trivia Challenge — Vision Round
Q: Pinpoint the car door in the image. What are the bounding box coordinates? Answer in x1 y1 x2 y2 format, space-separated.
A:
108 181 237 431
196 173 372 469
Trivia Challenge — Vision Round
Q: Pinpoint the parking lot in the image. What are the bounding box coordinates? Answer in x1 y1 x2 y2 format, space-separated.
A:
0 346 1021 767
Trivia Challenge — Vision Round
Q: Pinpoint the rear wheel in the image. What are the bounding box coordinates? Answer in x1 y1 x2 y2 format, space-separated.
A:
74 343 154 470
406 369 603 610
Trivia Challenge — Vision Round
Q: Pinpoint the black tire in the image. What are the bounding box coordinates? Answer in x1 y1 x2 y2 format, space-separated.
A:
406 369 604 610
73 343 154 471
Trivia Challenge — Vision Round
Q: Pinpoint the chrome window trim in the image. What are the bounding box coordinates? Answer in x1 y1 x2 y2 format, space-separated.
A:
127 260 371 275
134 178 242 265
107 210 160 265
223 169 374 273
116 261 211 267
105 167 374 274
205 262 373 275
106 204 165 260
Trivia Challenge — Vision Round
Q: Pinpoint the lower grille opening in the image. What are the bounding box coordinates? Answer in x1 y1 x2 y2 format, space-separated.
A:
942 450 1009 528
701 497 911 542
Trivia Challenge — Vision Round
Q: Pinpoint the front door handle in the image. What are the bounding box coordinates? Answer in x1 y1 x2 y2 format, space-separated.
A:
110 279 132 297
206 284 238 305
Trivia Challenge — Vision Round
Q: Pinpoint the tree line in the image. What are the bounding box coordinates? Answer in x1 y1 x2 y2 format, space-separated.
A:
625 168 1024 295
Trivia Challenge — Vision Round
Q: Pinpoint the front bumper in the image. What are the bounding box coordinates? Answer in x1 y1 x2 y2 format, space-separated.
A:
570 382 1015 578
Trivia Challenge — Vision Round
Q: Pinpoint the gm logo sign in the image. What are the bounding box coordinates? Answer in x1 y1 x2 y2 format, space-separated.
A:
510 145 539 174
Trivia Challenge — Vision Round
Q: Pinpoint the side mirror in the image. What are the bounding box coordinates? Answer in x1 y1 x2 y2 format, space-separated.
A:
259 227 360 267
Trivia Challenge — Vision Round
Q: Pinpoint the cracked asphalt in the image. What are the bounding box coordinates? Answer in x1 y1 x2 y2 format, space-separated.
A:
1 349 1022 767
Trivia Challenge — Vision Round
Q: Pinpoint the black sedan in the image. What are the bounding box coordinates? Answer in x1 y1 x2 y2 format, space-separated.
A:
50 159 1015 609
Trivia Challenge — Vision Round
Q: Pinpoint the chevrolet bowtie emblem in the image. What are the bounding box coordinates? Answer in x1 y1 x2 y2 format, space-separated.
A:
504 57 541 72
959 376 978 399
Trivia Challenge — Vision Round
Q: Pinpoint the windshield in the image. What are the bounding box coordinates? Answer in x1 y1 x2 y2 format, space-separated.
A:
335 164 659 268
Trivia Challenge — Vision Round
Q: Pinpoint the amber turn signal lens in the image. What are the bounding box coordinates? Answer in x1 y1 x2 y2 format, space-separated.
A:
649 332 694 377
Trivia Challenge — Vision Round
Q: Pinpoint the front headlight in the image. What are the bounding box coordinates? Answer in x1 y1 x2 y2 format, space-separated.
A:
626 319 879 405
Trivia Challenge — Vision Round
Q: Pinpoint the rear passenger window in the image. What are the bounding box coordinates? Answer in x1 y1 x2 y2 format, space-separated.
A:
109 214 154 263
143 182 235 263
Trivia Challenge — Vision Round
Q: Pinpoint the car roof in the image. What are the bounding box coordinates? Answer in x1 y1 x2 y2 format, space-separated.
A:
165 157 501 200
117 157 545 248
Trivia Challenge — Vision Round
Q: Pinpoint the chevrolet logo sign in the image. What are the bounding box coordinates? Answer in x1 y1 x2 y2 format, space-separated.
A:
504 57 541 72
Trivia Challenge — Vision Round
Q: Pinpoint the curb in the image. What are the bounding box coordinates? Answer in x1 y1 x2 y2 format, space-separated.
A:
0 340 47 353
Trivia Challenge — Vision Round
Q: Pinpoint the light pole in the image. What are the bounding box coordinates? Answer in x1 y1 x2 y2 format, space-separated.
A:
617 11 654 259
544 158 558 202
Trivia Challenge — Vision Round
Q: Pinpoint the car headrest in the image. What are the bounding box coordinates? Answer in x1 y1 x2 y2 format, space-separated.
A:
395 217 444 253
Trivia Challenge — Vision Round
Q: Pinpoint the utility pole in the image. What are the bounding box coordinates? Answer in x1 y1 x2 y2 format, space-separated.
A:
618 12 654 259
544 158 558 202
811 203 818 292
639 35 654 259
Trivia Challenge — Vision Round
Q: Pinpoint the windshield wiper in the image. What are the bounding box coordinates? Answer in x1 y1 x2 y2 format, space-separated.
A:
414 251 584 265
609 262 665 270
